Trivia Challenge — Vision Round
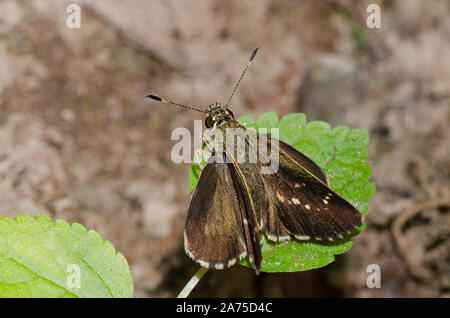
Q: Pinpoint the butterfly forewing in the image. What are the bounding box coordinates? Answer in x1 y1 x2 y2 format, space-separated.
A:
260 138 363 242
185 152 262 270
269 136 328 184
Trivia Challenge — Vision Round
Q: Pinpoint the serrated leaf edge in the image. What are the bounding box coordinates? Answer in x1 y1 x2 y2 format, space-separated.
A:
0 214 133 298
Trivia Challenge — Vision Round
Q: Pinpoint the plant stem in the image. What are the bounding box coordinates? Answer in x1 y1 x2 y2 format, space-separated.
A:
177 266 209 298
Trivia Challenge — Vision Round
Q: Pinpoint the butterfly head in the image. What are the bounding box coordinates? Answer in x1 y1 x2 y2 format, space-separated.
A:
205 102 235 128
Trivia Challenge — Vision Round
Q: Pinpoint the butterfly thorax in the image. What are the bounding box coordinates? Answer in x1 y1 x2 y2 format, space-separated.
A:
205 103 235 128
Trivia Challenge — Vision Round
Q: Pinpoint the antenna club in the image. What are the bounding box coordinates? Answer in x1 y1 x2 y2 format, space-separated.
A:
146 94 206 113
250 47 260 62
146 94 162 101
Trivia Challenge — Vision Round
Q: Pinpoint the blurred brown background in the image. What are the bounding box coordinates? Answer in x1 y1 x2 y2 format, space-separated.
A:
0 0 448 297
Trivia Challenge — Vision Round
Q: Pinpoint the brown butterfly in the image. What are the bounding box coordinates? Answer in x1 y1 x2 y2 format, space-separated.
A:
147 48 363 274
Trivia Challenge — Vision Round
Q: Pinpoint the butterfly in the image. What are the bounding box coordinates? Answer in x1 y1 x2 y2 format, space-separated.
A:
147 48 364 274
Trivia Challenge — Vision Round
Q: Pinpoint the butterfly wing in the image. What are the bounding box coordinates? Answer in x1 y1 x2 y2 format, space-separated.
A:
260 137 364 242
187 125 363 271
185 153 260 270
270 137 328 184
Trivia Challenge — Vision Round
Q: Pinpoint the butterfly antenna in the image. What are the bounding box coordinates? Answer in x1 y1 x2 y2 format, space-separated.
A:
225 47 260 109
146 95 207 114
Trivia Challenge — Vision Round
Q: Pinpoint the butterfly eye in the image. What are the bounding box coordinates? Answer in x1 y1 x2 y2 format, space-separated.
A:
205 116 214 128
226 110 234 118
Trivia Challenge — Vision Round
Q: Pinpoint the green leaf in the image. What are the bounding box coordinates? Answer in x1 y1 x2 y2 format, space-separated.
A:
278 113 307 145
255 111 279 131
0 214 133 297
188 111 375 272
237 115 256 130
240 239 354 272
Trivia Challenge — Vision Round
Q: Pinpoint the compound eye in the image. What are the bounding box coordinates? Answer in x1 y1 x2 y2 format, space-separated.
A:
226 110 234 118
205 116 214 128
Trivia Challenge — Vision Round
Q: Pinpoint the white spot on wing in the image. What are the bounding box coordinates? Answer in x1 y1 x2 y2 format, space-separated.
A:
267 234 290 242
198 260 210 268
291 198 301 205
305 204 311 210
276 191 285 203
